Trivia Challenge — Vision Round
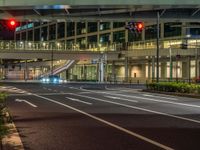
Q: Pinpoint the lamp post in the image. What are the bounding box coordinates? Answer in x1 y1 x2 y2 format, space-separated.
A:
51 43 54 76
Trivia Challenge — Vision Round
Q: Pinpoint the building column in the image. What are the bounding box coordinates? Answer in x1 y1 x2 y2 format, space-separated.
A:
152 56 155 81
148 60 151 79
125 57 129 82
98 57 104 82
161 62 167 79
197 60 200 78
112 61 116 82
24 60 28 81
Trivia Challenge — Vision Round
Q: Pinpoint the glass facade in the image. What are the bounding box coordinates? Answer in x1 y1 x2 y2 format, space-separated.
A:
88 22 97 33
99 22 110 31
113 22 125 28
77 22 86 35
145 24 160 40
34 28 40 41
28 30 33 41
57 22 65 39
67 22 75 37
113 31 125 43
164 22 181 37
49 24 56 40
41 26 48 41
100 33 110 43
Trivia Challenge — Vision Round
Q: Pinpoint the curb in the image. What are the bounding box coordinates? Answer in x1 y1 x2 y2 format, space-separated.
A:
142 89 200 99
2 111 24 150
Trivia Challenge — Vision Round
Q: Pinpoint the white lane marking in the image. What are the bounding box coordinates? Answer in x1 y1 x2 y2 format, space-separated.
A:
80 87 200 109
109 93 200 109
15 99 37 108
79 92 91 94
68 93 200 124
142 94 178 100
33 93 173 150
105 96 138 103
66 97 92 105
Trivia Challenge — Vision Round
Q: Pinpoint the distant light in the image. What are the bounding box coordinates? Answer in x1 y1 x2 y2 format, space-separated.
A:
186 34 191 38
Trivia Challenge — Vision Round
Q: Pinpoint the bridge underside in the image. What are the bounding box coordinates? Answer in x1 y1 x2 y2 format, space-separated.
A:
0 4 200 22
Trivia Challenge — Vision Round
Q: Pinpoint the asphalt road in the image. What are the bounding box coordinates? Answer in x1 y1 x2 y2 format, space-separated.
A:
4 83 200 150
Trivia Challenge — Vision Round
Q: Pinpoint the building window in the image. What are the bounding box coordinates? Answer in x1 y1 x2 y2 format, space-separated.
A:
88 35 97 48
77 37 86 49
34 28 40 41
164 22 181 37
113 22 125 28
128 30 142 42
57 22 65 39
66 39 74 49
28 30 33 41
113 31 125 43
99 22 110 31
145 24 160 40
16 33 20 41
41 26 48 41
188 23 200 37
77 22 86 35
67 22 75 37
88 22 97 33
21 32 26 40
49 24 56 40
100 33 110 44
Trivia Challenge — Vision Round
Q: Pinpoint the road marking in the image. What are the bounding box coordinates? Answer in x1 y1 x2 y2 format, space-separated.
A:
79 92 91 94
104 96 138 103
80 87 200 109
110 93 200 109
66 97 92 105
142 94 178 100
15 99 37 108
68 93 200 124
33 93 174 150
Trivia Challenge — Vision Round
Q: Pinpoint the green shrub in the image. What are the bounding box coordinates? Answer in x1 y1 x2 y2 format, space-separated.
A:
146 82 200 95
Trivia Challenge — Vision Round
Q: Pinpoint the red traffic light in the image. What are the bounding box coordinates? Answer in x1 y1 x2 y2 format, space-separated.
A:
136 22 144 31
7 19 17 29
10 20 16 26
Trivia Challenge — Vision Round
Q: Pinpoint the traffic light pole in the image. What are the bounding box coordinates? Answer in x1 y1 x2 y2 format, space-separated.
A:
156 11 160 83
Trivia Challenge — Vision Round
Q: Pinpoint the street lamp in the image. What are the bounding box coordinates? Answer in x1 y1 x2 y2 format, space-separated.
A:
169 45 173 81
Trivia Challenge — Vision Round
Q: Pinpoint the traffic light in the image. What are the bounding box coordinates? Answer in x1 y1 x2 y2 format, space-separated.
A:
125 21 144 36
7 19 17 29
136 22 144 32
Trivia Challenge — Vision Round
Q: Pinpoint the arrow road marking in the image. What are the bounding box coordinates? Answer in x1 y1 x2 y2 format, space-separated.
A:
104 96 138 103
66 97 92 105
15 99 37 108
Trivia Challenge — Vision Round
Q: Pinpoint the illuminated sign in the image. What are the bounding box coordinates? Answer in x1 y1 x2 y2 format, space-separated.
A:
15 23 34 32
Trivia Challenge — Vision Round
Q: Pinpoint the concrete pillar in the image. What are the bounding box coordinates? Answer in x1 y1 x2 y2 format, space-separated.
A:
161 62 167 79
188 57 191 83
98 57 104 82
125 57 129 82
197 60 200 78
24 60 28 81
152 56 155 81
148 60 151 79
112 61 116 82
125 22 129 43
